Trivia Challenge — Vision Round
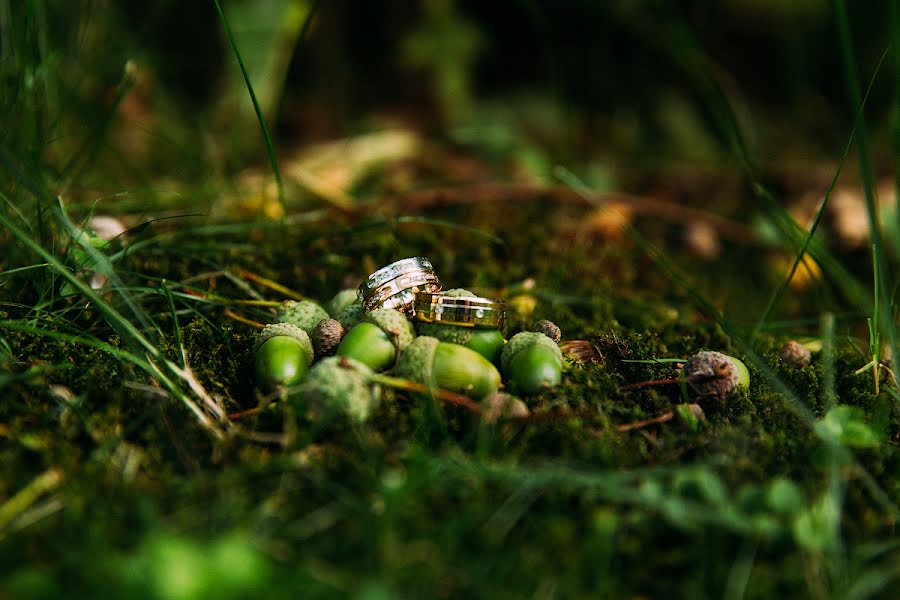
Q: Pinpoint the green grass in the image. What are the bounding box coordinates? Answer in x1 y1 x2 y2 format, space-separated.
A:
2 2 900 599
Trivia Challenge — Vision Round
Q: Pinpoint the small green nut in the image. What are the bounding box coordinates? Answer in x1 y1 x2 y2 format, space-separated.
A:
416 322 505 364
393 336 501 399
328 288 359 317
275 300 329 334
297 356 380 423
501 331 563 395
254 323 314 391
682 351 750 405
336 308 416 371
336 300 366 330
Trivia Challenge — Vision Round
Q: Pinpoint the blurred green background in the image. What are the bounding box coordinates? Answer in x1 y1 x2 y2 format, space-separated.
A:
3 0 896 189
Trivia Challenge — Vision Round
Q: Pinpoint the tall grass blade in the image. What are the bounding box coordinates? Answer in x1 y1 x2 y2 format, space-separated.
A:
754 43 887 335
832 0 898 383
212 0 306 215
0 208 225 437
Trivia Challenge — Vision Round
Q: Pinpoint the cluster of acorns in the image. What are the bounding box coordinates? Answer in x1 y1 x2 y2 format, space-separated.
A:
252 257 564 423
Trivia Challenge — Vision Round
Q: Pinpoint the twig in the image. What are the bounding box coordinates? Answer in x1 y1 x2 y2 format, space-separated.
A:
619 374 704 392
617 411 675 432
370 373 482 413
237 268 304 300
224 308 265 329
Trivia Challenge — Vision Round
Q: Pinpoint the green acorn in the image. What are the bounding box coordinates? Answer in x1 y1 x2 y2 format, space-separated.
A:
336 308 416 371
328 288 359 317
393 336 501 399
297 356 380 423
501 331 563 395
275 300 329 333
416 289 506 363
254 323 314 391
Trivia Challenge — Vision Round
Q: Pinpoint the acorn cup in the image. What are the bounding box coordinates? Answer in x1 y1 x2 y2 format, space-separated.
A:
393 336 501 400
327 288 360 317
311 318 346 357
254 323 314 391
297 356 381 423
336 308 416 371
681 351 750 405
336 300 366 330
275 299 329 333
415 289 506 364
501 331 563 396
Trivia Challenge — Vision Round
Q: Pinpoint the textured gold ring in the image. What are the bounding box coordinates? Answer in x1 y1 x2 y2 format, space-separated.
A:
362 271 442 313
358 257 435 301
413 292 505 328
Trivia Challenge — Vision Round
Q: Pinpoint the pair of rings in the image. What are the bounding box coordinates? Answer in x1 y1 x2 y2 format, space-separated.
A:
358 257 505 328
358 257 441 313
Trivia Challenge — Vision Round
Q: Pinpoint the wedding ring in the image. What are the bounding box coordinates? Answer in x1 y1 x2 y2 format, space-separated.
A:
358 257 435 301
359 257 441 314
362 270 441 312
413 292 505 328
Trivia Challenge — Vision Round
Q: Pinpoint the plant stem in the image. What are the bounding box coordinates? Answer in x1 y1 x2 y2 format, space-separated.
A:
237 268 304 300
369 373 482 413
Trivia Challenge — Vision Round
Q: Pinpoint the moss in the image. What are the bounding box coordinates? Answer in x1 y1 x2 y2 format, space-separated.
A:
3 198 899 600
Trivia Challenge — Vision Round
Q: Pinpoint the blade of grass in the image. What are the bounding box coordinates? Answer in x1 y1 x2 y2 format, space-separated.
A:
723 539 758 600
832 0 898 395
753 111 855 335
54 197 159 340
0 208 225 438
642 5 872 313
212 0 312 215
58 60 137 189
0 319 154 370
894 0 900 246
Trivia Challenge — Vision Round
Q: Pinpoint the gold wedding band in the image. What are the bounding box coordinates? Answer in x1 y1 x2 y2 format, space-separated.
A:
358 257 441 314
413 292 505 328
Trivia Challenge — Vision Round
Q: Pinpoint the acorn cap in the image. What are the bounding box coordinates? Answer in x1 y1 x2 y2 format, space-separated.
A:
501 331 563 374
254 322 314 364
416 321 476 345
328 288 359 317
443 288 474 296
336 301 365 330
312 318 346 357
393 336 440 384
532 319 562 343
275 300 329 333
682 351 742 404
780 340 812 369
297 356 381 423
365 308 416 351
481 392 529 424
